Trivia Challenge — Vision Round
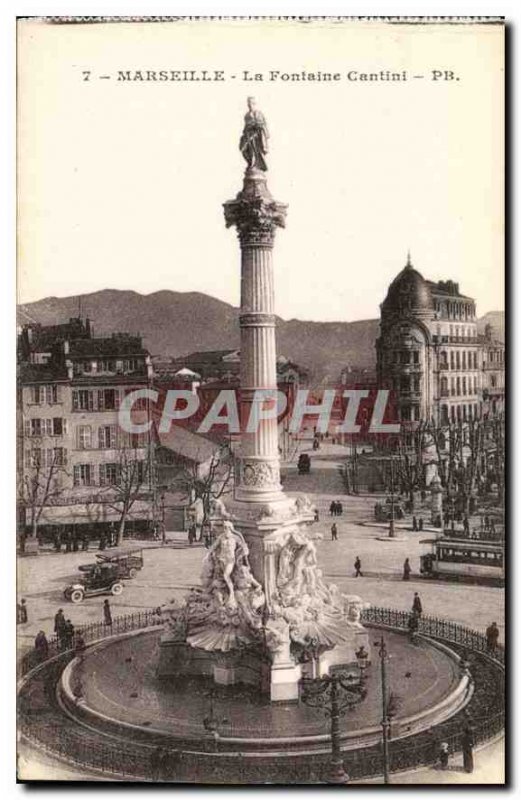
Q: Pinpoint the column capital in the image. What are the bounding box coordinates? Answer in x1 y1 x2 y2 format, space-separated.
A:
224 173 287 248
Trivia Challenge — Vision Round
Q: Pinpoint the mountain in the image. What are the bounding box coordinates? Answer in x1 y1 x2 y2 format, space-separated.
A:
17 290 504 383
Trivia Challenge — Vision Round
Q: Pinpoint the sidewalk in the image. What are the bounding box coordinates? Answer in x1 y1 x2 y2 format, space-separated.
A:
358 736 505 785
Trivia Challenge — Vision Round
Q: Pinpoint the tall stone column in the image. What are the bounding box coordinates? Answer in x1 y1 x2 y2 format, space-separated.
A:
224 170 287 505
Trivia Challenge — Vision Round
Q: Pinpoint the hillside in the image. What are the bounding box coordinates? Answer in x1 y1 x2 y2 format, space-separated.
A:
17 290 504 384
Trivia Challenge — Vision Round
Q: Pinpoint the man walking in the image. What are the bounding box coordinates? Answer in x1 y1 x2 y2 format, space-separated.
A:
34 630 49 662
63 619 75 650
403 558 411 581
412 592 423 616
54 608 66 649
331 523 338 541
354 556 362 577
103 599 113 626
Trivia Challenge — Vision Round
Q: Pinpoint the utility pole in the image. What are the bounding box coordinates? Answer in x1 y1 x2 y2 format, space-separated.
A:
389 457 396 538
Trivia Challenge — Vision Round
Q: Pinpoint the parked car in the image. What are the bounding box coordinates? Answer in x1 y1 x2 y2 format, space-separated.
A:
64 563 124 604
298 454 311 475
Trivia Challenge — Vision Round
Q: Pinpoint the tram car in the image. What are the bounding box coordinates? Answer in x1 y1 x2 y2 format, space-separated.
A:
420 536 504 585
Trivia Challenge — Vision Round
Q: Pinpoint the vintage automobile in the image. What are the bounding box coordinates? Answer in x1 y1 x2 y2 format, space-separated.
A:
297 453 311 475
96 547 144 579
78 547 144 580
64 563 124 604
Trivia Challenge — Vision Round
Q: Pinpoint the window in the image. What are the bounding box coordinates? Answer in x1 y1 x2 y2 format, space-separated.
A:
412 351 420 365
73 389 94 411
456 351 461 369
450 406 456 422
31 386 45 404
400 376 410 393
456 377 461 396
99 425 118 449
99 462 119 486
401 406 411 421
400 351 410 365
123 358 139 372
99 359 116 372
53 447 67 466
462 377 467 396
462 352 466 370
46 385 59 404
450 377 455 396
77 425 92 449
491 374 497 388
73 464 93 486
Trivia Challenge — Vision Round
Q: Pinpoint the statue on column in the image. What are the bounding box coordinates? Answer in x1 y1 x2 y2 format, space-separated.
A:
240 97 269 172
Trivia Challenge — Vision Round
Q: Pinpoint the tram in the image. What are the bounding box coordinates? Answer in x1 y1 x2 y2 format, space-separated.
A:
420 535 504 585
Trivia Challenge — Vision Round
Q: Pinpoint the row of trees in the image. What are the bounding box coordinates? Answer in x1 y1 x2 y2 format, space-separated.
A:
18 439 236 547
348 415 505 512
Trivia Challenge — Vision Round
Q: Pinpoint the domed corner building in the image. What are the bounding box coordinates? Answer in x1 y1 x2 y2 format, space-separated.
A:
376 254 486 441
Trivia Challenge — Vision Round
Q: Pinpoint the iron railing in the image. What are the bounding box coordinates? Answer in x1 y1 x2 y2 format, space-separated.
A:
18 606 505 782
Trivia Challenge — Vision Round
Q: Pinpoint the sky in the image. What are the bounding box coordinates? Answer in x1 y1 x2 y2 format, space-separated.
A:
17 18 504 322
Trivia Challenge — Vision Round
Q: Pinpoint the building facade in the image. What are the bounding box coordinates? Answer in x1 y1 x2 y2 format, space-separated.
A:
376 256 503 428
18 318 155 540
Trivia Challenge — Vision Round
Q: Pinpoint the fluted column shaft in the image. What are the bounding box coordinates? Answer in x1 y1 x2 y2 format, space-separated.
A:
224 170 287 502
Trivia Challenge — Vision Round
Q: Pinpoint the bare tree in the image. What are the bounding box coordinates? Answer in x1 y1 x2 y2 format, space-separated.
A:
171 443 234 536
18 445 68 541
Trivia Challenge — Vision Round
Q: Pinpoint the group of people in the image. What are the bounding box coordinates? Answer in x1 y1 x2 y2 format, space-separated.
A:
329 500 344 516
411 516 424 532
33 599 116 663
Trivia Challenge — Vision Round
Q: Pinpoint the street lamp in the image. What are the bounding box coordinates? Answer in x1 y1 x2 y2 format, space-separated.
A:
300 663 367 784
374 635 400 784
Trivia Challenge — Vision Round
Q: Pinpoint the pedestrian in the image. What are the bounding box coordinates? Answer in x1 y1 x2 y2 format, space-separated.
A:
461 725 474 773
484 515 490 531
331 523 338 541
329 501 335 517
337 502 343 516
407 610 419 643
81 529 89 551
161 522 167 545
314 507 319 523
354 556 362 577
18 598 28 624
34 630 49 662
439 741 449 770
403 558 411 581
485 621 499 654
53 530 61 552
65 529 72 553
72 528 79 552
54 607 66 647
443 510 449 528
412 592 423 616
103 599 113 626
99 532 107 551
412 515 418 532
418 517 424 531
63 619 75 650
463 516 470 536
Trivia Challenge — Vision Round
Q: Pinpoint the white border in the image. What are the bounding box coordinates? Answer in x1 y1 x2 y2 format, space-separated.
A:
2 3 515 799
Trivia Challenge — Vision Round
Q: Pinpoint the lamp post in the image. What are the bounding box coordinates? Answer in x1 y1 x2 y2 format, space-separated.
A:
374 635 400 784
300 657 368 784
